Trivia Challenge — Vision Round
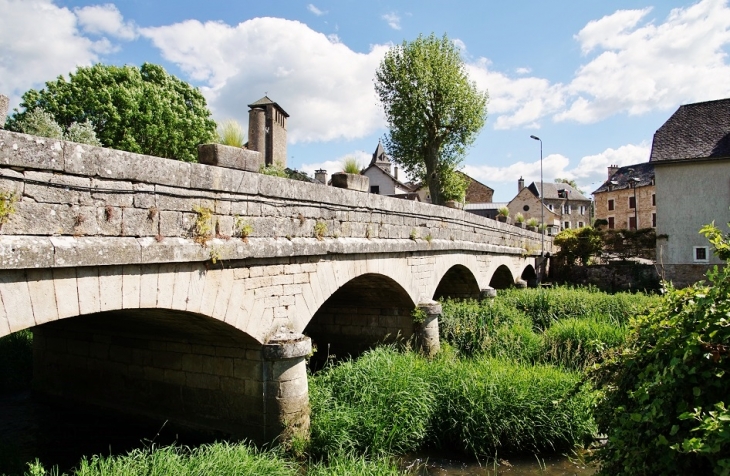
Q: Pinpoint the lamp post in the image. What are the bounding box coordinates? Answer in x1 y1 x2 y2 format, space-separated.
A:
530 135 543 283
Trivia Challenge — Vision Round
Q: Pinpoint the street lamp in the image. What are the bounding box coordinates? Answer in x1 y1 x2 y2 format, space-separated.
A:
530 135 543 283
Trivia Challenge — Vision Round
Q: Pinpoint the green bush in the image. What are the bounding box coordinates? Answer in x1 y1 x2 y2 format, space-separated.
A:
590 264 730 475
542 317 628 370
217 119 246 147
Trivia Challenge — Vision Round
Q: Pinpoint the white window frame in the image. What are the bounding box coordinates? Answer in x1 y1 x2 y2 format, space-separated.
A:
563 204 571 214
547 203 554 211
579 205 586 215
578 221 584 228
694 246 709 263
564 221 571 229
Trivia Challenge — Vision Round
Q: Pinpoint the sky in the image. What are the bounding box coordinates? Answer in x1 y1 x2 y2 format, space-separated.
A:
2 0 730 201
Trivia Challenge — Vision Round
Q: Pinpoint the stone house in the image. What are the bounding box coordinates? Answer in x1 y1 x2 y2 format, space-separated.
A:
592 162 656 230
507 179 591 233
361 141 417 197
650 98 730 287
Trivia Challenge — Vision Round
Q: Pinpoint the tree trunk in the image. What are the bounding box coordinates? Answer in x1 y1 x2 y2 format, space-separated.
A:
425 143 441 205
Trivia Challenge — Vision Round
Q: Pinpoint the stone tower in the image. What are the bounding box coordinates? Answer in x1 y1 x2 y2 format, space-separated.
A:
248 96 289 167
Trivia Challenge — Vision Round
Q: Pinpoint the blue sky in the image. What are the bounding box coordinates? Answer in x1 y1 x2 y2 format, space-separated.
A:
3 0 730 201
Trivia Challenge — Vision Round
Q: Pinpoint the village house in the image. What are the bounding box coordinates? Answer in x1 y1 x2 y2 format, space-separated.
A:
507 178 591 233
361 141 418 198
650 98 730 287
592 162 656 230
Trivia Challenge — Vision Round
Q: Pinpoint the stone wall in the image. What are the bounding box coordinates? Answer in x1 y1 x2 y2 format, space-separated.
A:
552 261 661 292
0 130 551 271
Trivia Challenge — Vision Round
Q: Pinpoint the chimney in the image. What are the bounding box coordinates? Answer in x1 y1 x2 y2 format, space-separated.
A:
394 166 399 180
518 176 525 192
315 169 327 185
607 164 619 180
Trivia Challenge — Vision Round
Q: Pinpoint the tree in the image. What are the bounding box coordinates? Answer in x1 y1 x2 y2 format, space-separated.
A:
374 34 488 205
7 63 217 162
554 178 584 195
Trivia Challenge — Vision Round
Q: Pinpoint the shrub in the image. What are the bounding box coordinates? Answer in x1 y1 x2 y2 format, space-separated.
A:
554 227 603 267
217 119 246 147
15 107 62 139
526 217 539 227
65 120 102 146
590 263 730 475
497 206 509 217
259 163 289 178
515 212 525 223
342 157 361 174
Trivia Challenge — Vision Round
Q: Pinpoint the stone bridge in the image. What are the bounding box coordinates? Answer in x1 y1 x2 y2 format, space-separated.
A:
0 130 552 443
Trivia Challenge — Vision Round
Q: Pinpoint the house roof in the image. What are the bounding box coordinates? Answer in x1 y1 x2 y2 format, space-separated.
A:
650 98 730 163
461 171 494 192
592 162 655 194
361 164 415 191
464 202 507 210
247 95 290 117
525 181 590 201
370 141 390 166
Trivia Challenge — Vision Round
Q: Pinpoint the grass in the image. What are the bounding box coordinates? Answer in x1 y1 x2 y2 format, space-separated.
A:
342 157 361 174
217 119 246 147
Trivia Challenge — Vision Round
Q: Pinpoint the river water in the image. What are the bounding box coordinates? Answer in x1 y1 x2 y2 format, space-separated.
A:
0 390 595 475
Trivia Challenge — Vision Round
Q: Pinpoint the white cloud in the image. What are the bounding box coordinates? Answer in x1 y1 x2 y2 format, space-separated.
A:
464 0 730 129
307 4 326 16
382 12 401 30
0 0 115 108
463 142 651 195
75 3 137 40
140 17 390 143
452 38 467 52
559 0 730 123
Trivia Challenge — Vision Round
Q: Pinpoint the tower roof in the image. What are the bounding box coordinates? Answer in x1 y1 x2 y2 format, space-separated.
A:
370 140 390 166
247 96 289 117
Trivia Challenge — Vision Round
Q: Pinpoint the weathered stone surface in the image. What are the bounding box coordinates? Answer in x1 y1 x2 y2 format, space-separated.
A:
331 172 369 192
0 95 8 129
0 130 64 171
197 144 262 172
51 236 142 267
0 235 54 269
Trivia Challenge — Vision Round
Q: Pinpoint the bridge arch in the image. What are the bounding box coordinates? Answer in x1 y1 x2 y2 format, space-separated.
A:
304 272 415 367
489 264 515 289
520 264 538 288
433 264 481 300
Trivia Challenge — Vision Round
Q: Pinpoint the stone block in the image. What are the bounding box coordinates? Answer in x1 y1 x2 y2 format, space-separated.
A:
52 236 141 267
197 144 263 173
0 95 7 128
0 130 64 171
122 207 158 237
0 235 54 268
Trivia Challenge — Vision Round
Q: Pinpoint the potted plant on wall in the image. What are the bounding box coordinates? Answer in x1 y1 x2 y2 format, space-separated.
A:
331 157 369 192
514 212 525 228
497 206 510 223
198 119 262 172
526 217 538 232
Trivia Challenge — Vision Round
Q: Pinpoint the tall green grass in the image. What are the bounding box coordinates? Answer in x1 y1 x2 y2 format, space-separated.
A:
542 317 628 370
308 347 595 459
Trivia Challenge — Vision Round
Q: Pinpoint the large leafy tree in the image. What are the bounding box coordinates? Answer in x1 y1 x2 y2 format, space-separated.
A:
6 63 216 162
375 34 488 205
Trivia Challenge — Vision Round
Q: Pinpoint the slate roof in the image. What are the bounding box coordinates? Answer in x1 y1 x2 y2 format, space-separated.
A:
464 202 508 210
247 96 290 117
525 182 590 201
650 98 730 163
592 162 654 195
370 141 390 166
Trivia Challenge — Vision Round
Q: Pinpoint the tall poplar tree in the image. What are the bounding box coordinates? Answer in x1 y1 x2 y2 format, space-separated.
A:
375 34 488 205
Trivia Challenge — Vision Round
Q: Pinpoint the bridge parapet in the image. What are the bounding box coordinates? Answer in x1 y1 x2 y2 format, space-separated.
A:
0 130 551 270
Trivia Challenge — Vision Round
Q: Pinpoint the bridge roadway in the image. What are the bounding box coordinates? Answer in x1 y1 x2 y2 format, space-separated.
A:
0 130 552 443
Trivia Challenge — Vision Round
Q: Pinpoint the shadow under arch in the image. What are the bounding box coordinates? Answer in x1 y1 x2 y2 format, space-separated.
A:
33 308 264 440
305 273 415 369
433 264 481 300
521 264 538 288
489 264 515 290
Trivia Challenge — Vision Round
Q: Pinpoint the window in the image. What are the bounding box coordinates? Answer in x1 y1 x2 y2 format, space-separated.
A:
652 193 656 206
652 213 656 228
564 221 570 229
563 204 571 214
629 196 636 209
547 204 554 211
578 221 584 228
370 185 380 194
579 205 586 215
694 246 709 263
608 217 615 229
629 216 637 230
608 199 614 211
523 205 530 211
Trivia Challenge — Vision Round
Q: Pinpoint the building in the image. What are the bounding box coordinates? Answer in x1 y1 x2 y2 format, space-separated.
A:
592 162 656 230
507 178 591 232
247 96 288 167
650 98 730 287
361 141 416 197
464 202 508 220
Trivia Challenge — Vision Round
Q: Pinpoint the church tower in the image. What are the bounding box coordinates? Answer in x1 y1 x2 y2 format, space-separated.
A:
248 96 289 167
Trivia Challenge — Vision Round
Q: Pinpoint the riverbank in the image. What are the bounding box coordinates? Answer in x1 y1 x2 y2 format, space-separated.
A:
0 286 659 475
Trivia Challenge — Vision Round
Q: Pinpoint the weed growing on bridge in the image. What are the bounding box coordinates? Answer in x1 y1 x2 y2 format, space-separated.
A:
209 246 222 265
409 228 418 241
0 189 18 226
193 205 215 245
147 206 158 221
234 215 253 242
314 221 328 240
